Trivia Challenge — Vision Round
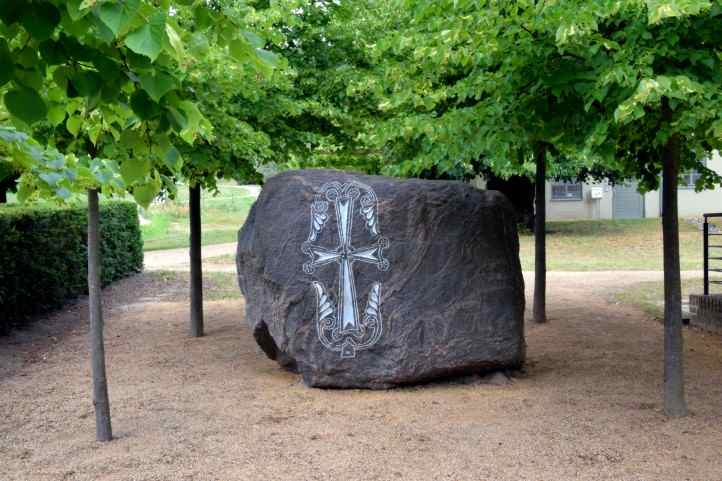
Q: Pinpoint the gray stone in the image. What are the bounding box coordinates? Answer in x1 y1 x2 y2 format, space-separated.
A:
236 169 525 389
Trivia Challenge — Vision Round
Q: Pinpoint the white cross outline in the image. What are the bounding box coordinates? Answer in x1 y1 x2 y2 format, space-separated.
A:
302 181 389 357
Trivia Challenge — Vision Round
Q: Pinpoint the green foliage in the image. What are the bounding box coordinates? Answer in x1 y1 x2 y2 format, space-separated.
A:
359 0 722 189
0 0 279 207
174 0 388 191
0 201 143 334
546 0 722 191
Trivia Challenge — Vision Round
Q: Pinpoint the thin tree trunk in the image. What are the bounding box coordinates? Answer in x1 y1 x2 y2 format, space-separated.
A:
533 143 547 323
661 127 688 417
0 187 7 203
189 184 204 337
87 188 112 441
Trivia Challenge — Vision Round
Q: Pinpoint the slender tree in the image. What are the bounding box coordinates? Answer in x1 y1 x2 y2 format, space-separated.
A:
533 143 547 324
87 188 112 441
189 183 204 337
661 123 686 415
550 0 722 415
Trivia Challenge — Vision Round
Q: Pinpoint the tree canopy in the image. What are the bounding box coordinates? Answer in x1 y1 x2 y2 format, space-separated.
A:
0 0 279 205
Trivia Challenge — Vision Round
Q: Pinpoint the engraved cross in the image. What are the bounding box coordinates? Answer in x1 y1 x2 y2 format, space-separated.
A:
303 185 388 334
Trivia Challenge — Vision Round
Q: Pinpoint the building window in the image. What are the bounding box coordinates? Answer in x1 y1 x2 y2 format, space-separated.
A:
551 182 583 201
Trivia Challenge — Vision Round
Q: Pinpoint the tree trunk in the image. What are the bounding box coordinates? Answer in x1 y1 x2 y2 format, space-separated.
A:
661 130 688 417
87 188 112 441
0 187 7 203
189 184 204 337
533 143 547 323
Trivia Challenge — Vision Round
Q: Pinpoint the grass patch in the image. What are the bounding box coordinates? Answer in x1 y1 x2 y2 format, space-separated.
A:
142 183 256 251
610 278 722 319
519 218 705 271
147 270 241 301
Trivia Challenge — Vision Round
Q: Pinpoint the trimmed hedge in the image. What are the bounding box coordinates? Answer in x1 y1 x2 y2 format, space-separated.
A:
0 201 143 334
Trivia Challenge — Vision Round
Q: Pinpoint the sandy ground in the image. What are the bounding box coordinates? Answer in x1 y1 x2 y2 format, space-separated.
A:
1 265 721 481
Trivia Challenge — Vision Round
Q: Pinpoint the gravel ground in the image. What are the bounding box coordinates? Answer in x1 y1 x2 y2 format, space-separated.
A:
1 269 721 481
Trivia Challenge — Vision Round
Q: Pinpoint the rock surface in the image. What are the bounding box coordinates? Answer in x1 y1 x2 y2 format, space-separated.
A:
237 169 525 388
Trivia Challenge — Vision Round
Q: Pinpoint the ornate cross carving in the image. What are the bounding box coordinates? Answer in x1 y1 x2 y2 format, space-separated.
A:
302 181 390 358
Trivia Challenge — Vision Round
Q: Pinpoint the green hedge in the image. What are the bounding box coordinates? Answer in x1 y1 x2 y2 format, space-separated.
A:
0 201 143 334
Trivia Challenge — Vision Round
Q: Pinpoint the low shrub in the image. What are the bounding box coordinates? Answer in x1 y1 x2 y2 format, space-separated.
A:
0 201 143 333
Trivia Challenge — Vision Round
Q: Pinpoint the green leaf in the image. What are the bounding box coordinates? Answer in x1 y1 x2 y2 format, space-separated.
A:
242 31 264 48
256 48 280 70
65 0 87 21
13 68 44 90
97 0 138 37
21 3 61 41
130 89 161 120
193 5 213 29
125 13 166 62
66 116 82 136
56 187 72 200
71 71 103 97
229 38 254 62
188 32 209 57
48 105 66 126
120 156 149 185
4 87 47 124
646 0 712 24
164 145 182 171
139 72 177 102
164 23 186 62
39 172 63 186
132 179 160 208
165 107 188 132
39 40 67 65
88 123 102 145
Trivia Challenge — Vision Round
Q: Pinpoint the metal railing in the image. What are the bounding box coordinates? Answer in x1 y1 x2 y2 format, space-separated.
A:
703 213 722 296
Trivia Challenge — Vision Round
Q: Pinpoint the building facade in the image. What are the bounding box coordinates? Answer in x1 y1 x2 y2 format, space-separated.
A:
546 151 722 221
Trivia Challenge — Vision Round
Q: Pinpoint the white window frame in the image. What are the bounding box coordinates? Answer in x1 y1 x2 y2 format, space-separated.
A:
551 181 583 201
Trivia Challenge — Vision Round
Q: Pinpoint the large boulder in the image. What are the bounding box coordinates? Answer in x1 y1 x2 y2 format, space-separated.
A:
236 169 525 389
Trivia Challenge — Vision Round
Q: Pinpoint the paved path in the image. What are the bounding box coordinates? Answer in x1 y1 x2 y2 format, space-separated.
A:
144 242 237 272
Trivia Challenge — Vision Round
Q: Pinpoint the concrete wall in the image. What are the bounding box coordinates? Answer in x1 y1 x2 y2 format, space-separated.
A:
546 180 613 221
644 151 722 218
475 152 721 221
643 190 661 218
678 151 722 216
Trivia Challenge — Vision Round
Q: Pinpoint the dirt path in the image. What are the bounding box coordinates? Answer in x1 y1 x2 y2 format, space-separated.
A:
1 271 721 481
145 239 707 281
144 243 237 272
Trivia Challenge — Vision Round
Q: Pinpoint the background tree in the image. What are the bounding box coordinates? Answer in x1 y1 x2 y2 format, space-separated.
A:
545 0 722 416
358 0 605 324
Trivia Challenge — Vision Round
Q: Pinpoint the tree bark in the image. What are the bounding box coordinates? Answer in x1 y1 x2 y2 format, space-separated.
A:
87 189 113 441
533 143 547 323
0 187 7 204
189 184 204 337
661 128 688 417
